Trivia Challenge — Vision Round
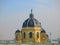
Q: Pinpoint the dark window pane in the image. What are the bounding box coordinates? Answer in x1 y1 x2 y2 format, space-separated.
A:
29 32 32 38
24 32 26 38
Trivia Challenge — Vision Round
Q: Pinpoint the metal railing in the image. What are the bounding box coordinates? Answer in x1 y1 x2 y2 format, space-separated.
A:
0 42 60 45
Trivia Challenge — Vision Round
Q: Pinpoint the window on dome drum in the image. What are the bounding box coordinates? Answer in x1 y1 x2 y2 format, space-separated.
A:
37 32 39 38
29 32 32 38
24 32 26 38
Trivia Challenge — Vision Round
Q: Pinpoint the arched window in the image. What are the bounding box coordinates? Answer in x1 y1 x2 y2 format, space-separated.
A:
37 32 39 38
24 32 26 38
29 32 32 38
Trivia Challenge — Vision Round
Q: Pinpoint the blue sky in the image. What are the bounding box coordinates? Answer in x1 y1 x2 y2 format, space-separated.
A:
0 0 60 40
0 0 50 13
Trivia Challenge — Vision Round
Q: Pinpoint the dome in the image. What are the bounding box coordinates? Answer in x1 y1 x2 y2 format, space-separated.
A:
15 29 20 33
41 29 46 33
22 9 41 27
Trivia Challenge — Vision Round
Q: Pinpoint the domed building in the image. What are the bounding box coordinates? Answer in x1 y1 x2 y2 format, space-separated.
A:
15 9 48 43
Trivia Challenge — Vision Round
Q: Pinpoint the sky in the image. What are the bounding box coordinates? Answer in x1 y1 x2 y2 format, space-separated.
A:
0 0 60 40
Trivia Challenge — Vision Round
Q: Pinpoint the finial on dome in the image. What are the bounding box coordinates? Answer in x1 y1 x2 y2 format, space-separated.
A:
30 9 34 18
31 9 32 13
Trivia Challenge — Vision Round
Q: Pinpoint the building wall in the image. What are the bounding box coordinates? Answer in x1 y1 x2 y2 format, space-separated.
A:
40 33 48 42
22 27 42 43
15 27 48 43
15 32 21 42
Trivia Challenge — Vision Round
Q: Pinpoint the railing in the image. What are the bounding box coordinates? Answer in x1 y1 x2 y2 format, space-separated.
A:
0 42 60 45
